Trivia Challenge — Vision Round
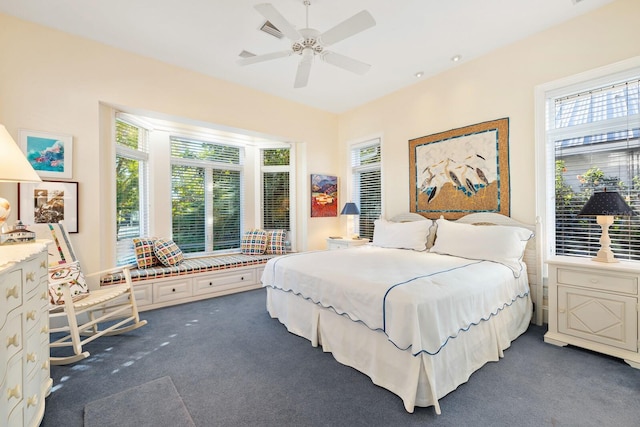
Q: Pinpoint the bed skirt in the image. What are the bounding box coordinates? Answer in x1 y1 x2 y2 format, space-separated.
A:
266 287 532 414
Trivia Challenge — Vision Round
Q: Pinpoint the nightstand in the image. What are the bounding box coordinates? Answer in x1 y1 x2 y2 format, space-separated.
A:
326 237 369 250
544 255 640 369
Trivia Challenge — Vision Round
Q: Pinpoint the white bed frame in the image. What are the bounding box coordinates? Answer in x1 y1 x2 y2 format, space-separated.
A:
265 213 542 414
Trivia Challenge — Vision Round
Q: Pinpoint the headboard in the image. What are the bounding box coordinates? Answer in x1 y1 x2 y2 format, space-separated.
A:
390 212 543 325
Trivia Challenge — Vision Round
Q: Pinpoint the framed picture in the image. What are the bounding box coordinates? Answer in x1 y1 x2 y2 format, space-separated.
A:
19 129 73 179
310 174 338 217
408 118 510 220
18 181 79 233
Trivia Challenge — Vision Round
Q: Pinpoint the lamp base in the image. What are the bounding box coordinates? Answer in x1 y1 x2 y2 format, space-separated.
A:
592 250 618 263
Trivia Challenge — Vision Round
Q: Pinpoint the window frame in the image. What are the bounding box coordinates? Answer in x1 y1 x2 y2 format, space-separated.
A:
347 137 382 241
535 56 640 264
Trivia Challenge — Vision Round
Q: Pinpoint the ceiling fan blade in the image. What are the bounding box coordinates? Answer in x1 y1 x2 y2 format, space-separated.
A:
318 10 376 47
237 50 291 66
294 50 313 88
254 3 302 42
321 51 371 75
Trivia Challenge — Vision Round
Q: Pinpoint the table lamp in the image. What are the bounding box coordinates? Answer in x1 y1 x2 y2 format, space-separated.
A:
577 189 635 263
340 202 360 239
0 124 42 230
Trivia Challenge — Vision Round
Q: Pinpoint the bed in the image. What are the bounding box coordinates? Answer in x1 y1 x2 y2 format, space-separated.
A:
261 212 541 414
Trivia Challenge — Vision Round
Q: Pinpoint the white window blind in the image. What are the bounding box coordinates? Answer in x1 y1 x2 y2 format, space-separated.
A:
350 139 382 240
548 76 640 260
261 148 291 230
171 137 242 254
115 118 149 265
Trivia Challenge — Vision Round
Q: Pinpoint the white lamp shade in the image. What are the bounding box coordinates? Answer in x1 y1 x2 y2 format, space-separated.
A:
0 125 42 183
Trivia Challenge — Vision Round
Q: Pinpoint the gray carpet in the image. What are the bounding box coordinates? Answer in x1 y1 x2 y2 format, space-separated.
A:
84 376 195 427
42 288 640 427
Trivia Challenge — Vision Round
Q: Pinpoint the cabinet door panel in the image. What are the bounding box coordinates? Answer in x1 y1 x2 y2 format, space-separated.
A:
558 286 637 351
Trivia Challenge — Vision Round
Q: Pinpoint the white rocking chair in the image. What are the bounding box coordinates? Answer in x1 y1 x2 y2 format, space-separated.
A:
33 223 147 365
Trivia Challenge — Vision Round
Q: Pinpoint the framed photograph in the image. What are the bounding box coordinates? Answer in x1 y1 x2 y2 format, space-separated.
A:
19 129 73 179
409 118 510 220
310 174 338 217
18 181 79 233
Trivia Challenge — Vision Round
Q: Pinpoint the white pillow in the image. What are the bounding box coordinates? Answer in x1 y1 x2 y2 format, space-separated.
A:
430 217 533 276
372 218 432 251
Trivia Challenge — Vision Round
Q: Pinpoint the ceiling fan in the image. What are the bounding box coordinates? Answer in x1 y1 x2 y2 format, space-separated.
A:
237 1 376 88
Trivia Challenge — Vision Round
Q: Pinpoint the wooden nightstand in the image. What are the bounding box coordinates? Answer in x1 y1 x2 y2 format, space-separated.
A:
544 255 640 369
326 237 369 250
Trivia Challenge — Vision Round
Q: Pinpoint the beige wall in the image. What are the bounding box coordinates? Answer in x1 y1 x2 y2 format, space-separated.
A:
1 0 639 274
338 0 640 225
0 13 340 273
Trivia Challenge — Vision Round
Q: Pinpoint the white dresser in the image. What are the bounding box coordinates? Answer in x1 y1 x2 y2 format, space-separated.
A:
544 255 640 369
0 243 52 427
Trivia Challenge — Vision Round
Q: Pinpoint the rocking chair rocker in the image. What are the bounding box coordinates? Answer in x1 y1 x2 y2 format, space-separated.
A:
33 223 147 365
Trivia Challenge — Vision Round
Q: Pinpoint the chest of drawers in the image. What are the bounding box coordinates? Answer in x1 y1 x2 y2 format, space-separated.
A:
0 244 52 427
544 255 639 369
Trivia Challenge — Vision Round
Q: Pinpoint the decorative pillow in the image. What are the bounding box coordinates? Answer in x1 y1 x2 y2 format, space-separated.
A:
153 238 184 267
241 229 267 255
133 237 159 268
372 218 432 251
265 230 287 255
430 217 534 276
48 261 89 305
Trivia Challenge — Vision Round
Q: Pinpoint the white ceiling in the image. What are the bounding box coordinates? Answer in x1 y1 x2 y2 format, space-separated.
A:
0 0 615 113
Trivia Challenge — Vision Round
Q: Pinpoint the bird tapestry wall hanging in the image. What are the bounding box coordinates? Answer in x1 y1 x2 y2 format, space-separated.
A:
408 118 510 220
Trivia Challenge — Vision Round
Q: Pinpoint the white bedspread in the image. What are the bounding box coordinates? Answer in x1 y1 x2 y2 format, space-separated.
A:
261 245 530 355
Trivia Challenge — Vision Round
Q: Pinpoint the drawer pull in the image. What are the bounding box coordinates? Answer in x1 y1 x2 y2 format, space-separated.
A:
41 325 49 334
172 288 176 292
241 276 244 281
7 333 19 348
7 384 21 400
27 394 38 407
41 290 49 300
590 279 599 284
209 282 213 286
42 360 50 370
26 272 36 282
27 352 37 363
6 285 19 299
40 260 47 269
559 308 566 314
26 310 37 321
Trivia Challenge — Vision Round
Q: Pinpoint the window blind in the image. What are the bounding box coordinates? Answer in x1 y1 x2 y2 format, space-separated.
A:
171 137 242 254
350 140 381 240
549 77 640 260
262 148 291 231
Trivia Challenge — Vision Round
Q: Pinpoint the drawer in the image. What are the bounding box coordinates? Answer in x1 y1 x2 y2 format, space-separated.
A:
153 278 192 304
25 326 44 377
1 355 23 418
556 267 638 295
193 269 256 296
23 293 44 333
24 360 45 427
1 270 22 323
23 257 43 294
1 312 23 373
132 283 153 307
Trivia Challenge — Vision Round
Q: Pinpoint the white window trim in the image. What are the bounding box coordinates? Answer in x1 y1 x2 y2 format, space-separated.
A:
534 55 640 264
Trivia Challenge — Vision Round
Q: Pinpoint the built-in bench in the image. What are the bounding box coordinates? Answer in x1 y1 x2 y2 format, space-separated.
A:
100 253 280 311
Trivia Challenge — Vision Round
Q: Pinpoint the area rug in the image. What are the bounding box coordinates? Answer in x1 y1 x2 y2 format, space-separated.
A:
84 376 195 427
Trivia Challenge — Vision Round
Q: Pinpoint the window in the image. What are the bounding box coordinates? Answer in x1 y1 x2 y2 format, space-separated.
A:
171 137 242 254
115 119 149 264
540 66 640 260
261 148 291 231
350 139 382 240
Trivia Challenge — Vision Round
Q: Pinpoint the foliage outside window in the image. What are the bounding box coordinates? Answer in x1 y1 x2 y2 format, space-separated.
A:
549 77 640 260
350 140 382 240
171 137 242 254
262 148 290 231
115 119 148 265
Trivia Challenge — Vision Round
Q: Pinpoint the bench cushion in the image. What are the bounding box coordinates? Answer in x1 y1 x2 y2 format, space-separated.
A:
100 253 280 285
